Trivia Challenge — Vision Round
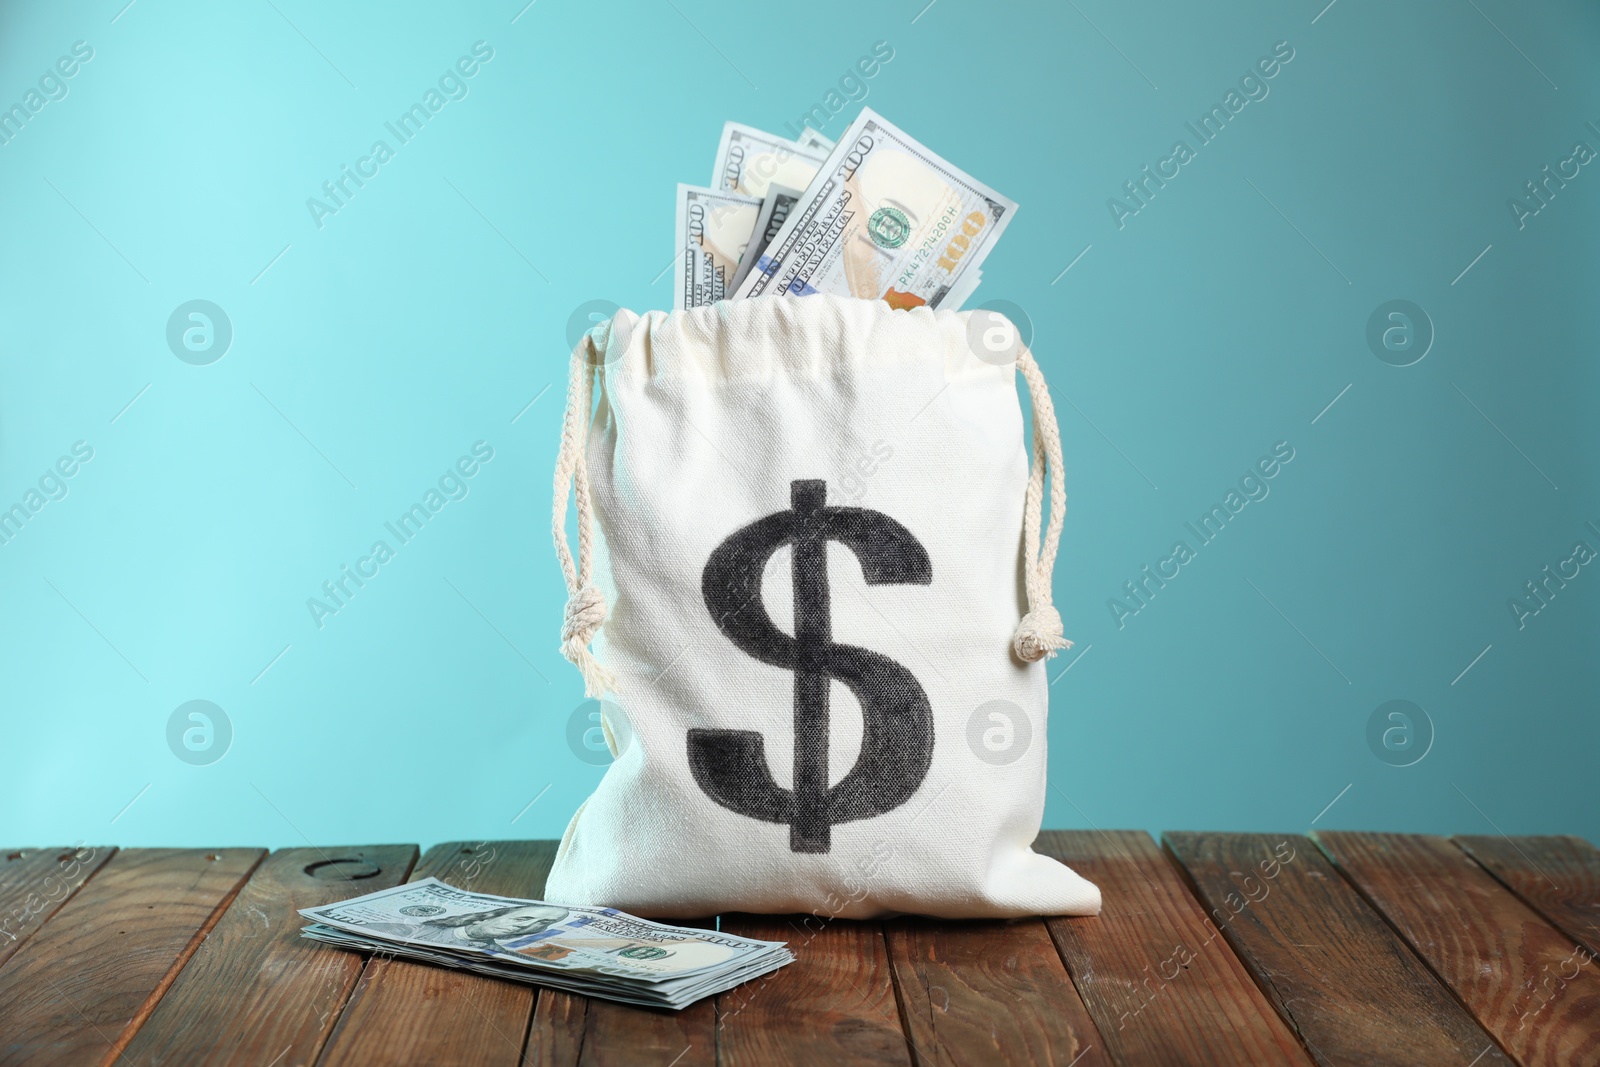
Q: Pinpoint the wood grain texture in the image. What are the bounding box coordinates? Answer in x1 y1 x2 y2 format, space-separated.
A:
523 918 716 1067
884 916 1108 1067
0 847 263 1067
0 845 114 970
118 845 418 1067
716 914 911 1067
1035 830 1311 1067
317 841 558 1067
1456 836 1600 959
523 987 715 1067
1317 832 1600 1067
1166 832 1511 1067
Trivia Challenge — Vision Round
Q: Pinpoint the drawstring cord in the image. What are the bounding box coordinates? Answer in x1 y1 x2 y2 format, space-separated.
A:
553 330 618 697
1012 346 1072 662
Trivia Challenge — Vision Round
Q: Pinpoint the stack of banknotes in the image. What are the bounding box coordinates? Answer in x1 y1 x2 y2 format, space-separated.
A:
300 877 793 1009
676 107 1014 312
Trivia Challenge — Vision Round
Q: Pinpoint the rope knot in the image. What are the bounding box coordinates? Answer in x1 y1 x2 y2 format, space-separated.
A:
561 584 608 646
1012 605 1071 663
560 585 618 697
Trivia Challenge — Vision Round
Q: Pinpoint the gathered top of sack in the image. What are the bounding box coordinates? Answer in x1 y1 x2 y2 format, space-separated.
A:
577 294 1034 385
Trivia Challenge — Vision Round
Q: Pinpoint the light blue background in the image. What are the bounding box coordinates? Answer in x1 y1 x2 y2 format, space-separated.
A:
1 0 1595 851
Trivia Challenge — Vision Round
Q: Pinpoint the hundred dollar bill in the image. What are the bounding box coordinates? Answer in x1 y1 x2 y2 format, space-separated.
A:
303 927 793 1009
675 183 762 311
731 183 803 290
794 126 835 153
299 877 792 1009
712 121 828 200
942 267 983 310
730 107 1017 310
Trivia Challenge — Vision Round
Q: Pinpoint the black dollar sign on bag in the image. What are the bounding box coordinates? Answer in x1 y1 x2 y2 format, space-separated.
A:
691 479 934 853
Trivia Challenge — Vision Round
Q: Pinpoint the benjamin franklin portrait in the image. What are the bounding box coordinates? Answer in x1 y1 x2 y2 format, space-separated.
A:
360 903 570 947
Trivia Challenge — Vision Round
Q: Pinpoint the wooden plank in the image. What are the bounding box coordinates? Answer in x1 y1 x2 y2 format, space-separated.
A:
0 847 263 1067
1165 832 1512 1067
318 841 558 1067
1035 830 1311 1066
523 918 716 1067
715 914 911 1067
1317 832 1600 1066
1455 835 1600 959
118 845 418 1067
523 987 715 1067
884 915 1108 1067
0 845 115 970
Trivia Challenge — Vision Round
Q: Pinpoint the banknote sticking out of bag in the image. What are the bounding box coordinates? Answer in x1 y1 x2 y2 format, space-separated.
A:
300 878 792 1010
546 108 1102 922
676 109 1002 312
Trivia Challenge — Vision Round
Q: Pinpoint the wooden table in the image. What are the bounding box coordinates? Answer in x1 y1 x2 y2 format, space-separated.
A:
1 832 1596 1066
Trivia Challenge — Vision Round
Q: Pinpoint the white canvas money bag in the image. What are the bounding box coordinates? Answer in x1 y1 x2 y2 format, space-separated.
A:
546 294 1100 919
